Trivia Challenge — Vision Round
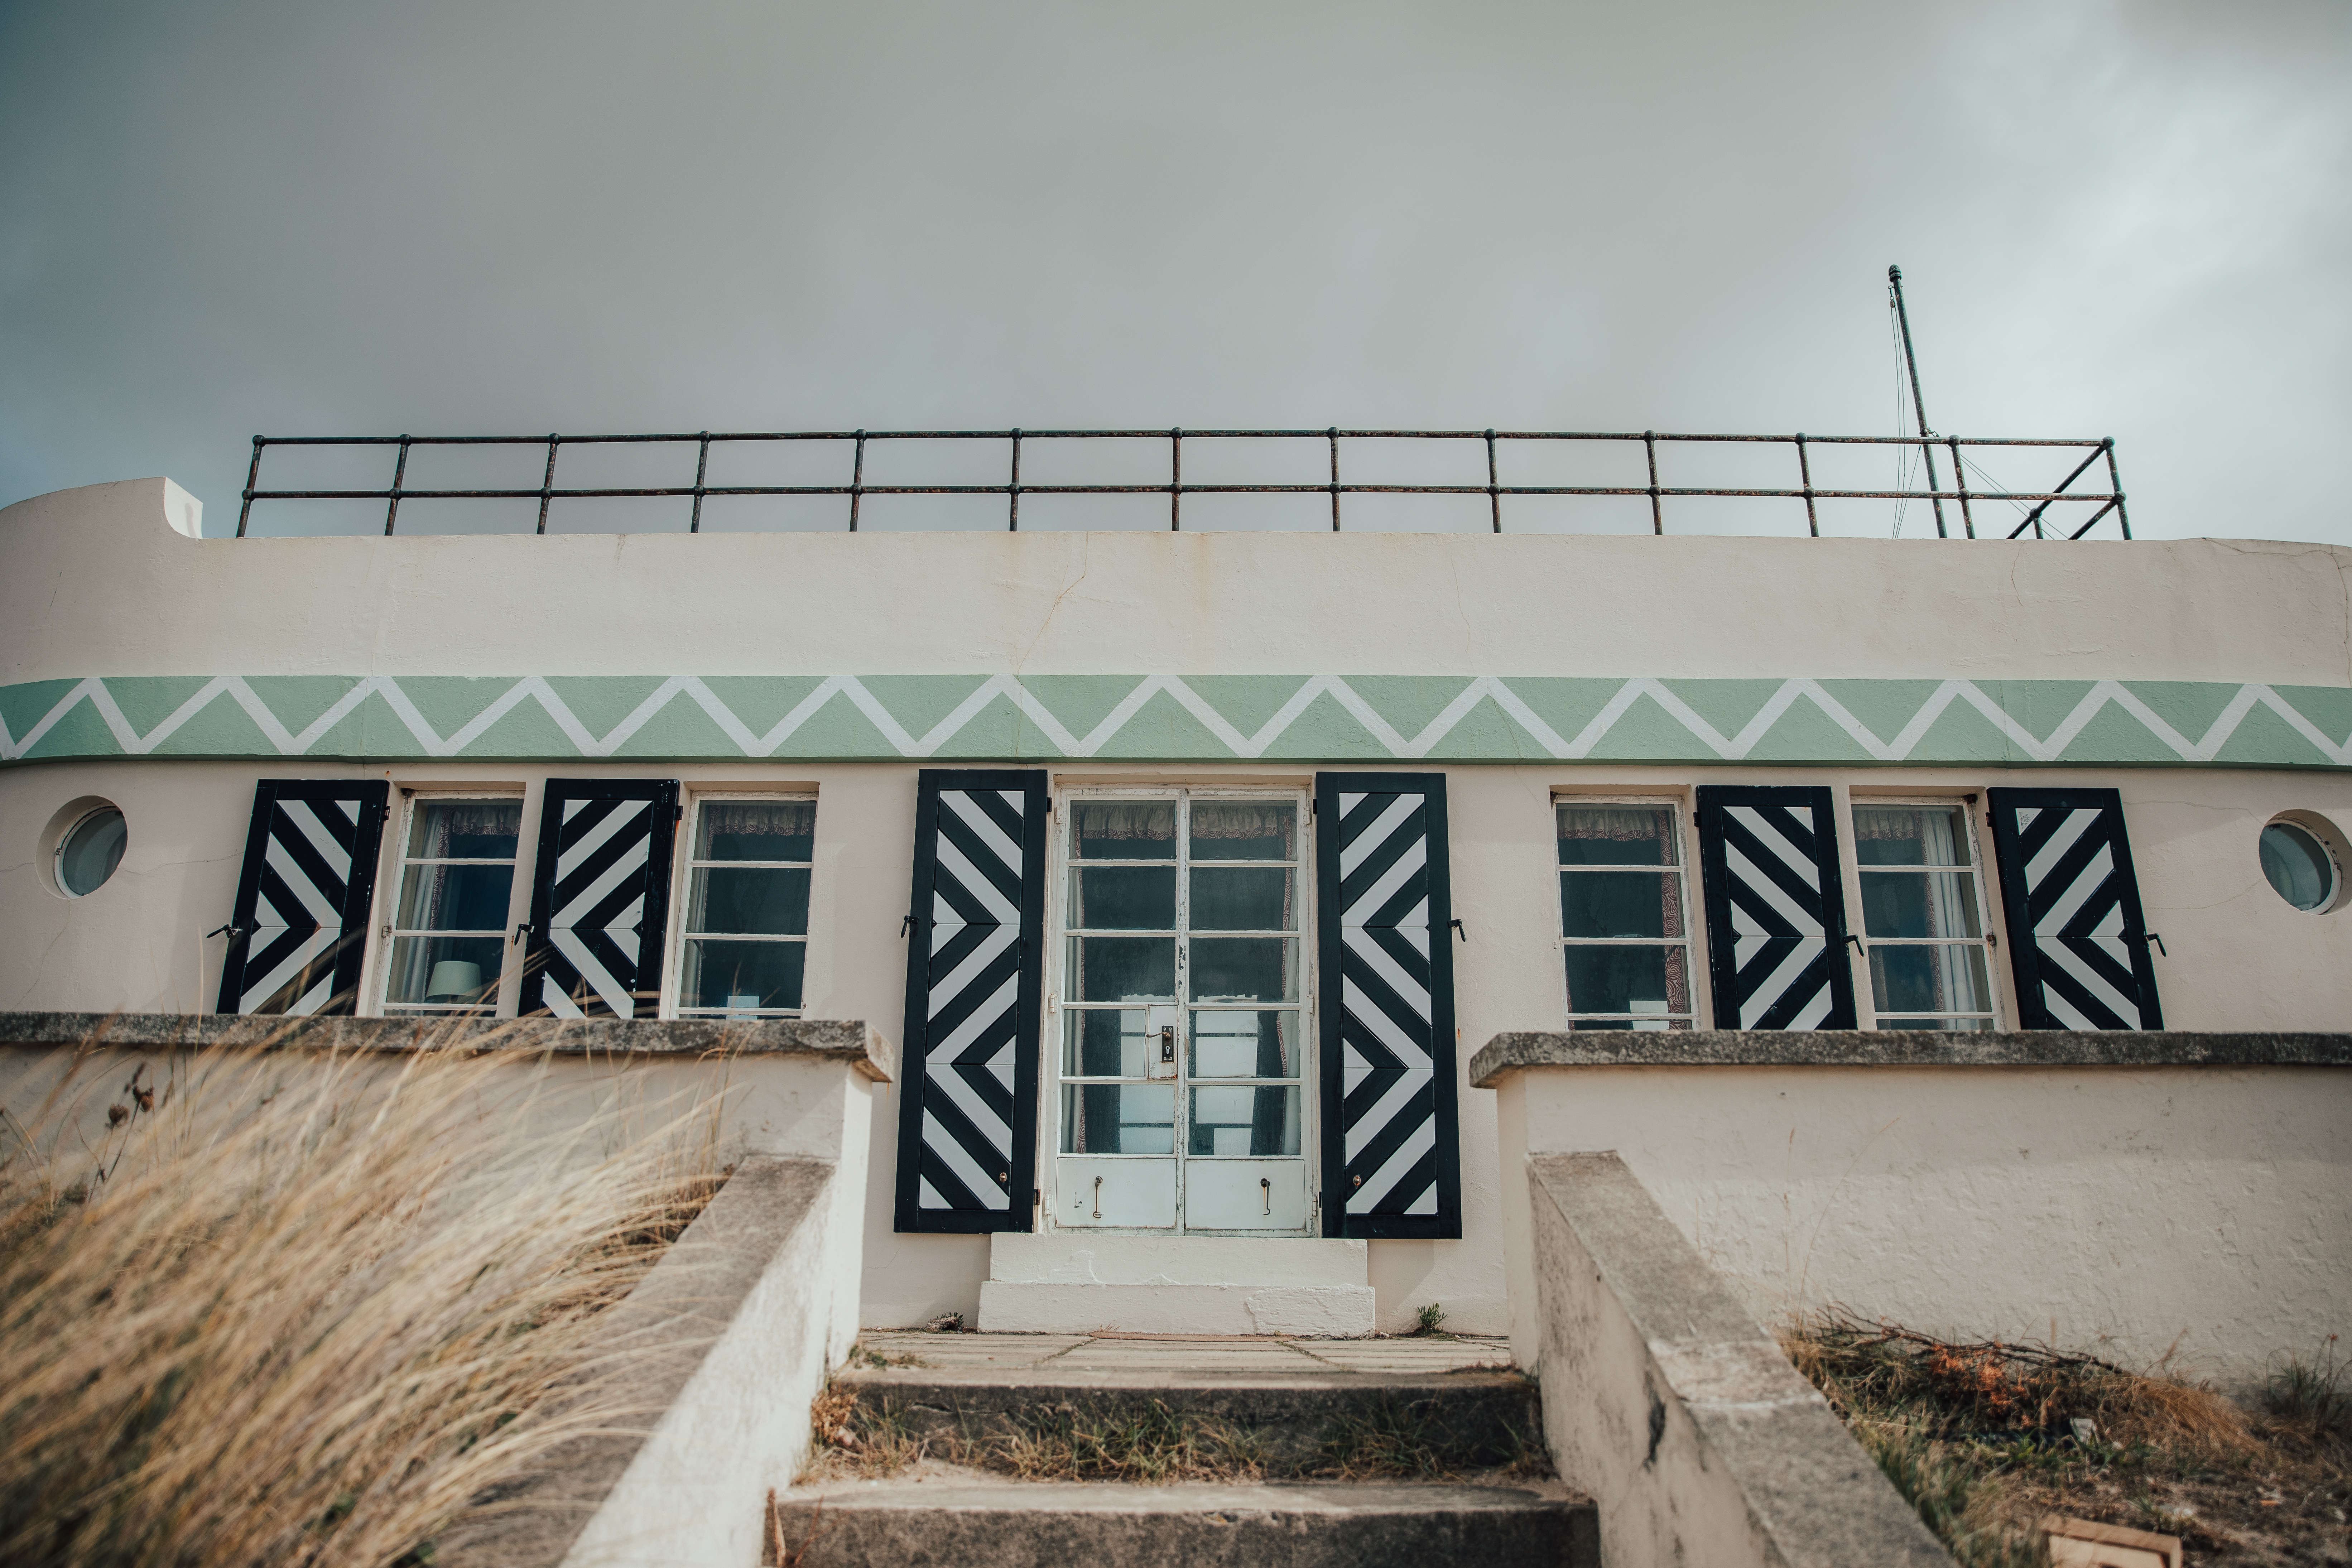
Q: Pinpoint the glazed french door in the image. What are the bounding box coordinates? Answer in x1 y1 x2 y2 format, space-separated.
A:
1048 788 1312 1235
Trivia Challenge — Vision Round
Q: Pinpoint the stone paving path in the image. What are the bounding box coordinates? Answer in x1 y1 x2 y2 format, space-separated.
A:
855 1330 1514 1377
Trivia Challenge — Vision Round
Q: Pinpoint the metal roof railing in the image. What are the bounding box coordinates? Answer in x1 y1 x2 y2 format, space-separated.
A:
235 427 2129 540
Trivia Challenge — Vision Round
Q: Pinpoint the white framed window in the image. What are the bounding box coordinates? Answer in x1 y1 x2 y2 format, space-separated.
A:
672 795 814 1018
1556 799 1696 1030
382 796 521 1016
1851 799 1998 1030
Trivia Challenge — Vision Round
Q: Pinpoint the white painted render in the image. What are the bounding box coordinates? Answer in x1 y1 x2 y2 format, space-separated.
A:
1493 1062 2351 1386
8 754 2349 1337
4 478 2351 1343
4 477 2351 685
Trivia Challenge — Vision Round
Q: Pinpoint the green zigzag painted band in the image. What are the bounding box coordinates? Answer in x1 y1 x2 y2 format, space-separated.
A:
4 675 2349 768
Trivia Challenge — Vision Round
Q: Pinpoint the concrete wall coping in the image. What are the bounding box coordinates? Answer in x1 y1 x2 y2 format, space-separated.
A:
438 1154 836 1568
1528 1150 1953 1565
1470 1029 2352 1087
0 1010 895 1081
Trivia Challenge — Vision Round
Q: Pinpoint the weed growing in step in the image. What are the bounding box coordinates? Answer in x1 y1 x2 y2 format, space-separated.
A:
1784 1310 2351 1567
1311 1395 1453 1480
1411 1302 1452 1338
0 1025 726 1568
991 1400 1268 1483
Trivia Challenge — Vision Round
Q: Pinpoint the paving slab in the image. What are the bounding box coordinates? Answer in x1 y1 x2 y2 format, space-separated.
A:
853 1330 1516 1379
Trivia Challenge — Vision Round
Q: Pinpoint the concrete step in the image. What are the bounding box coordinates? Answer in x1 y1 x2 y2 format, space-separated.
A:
768 1479 1598 1567
840 1367 1541 1477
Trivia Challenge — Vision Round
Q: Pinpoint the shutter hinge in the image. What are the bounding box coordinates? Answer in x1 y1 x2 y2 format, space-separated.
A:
1449 918 1466 943
2142 931 2168 957
899 914 915 939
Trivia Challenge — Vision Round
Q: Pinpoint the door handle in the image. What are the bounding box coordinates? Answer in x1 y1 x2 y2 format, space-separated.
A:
1159 1026 1175 1064
1092 1175 1103 1220
1261 1177 1271 1215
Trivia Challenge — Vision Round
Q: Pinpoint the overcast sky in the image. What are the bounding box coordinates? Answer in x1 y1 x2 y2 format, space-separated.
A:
3 1 2346 543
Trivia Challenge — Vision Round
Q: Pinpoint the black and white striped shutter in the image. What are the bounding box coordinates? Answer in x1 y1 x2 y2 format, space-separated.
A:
1985 788 2163 1030
1316 774 1462 1241
216 779 390 1016
525 780 680 1019
894 770 1049 1233
1695 785 1858 1030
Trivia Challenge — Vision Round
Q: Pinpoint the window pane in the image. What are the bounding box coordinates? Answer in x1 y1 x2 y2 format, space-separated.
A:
395 862 515 932
1557 805 1675 866
1560 871 1684 939
1190 800 1296 861
1061 1082 1174 1154
696 799 814 862
1068 866 1176 929
1063 1006 1175 1077
1564 944 1690 1018
1860 870 1981 939
1853 805 1969 866
1072 800 1175 860
1873 1016 1998 1031
1188 1010 1299 1079
1190 867 1294 931
2261 823 2335 911
406 799 521 860
1188 1085 1301 1157
680 937 805 1011
1190 937 1297 1002
383 933 502 1006
1868 943 1991 1016
1064 936 1176 1002
688 866 811 935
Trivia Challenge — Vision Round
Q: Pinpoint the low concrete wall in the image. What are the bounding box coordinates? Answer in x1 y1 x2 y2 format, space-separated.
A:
442 1156 857 1568
1478 1031 2352 1385
0 1012 884 1568
1524 1151 1950 1567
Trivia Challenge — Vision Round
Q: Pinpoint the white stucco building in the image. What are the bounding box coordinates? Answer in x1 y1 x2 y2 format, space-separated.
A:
4 472 2349 1338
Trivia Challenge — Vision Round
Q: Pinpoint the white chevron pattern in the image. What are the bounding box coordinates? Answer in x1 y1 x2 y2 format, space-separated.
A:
5 673 2350 765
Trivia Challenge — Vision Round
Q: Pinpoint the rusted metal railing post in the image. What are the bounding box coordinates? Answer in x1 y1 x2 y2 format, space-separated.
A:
1486 428 1501 533
237 437 264 537
536 436 560 534
1008 428 1022 532
2104 438 2130 539
690 432 710 533
1644 431 1662 534
384 437 410 536
1328 428 1341 532
848 430 865 532
1948 436 1973 538
1169 428 1181 531
1795 433 1818 537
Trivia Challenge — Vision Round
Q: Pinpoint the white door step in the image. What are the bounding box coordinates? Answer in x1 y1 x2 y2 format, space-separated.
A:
978 1236 1374 1336
769 1480 1597 1568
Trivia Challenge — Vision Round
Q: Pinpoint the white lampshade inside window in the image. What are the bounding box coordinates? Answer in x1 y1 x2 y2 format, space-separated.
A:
424 960 485 1002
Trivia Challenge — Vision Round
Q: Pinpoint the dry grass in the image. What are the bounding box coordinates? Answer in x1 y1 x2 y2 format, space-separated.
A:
0 1026 726 1568
1784 1310 2352 1567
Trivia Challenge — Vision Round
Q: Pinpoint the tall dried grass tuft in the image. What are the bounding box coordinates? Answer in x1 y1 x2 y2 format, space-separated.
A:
0 1025 726 1568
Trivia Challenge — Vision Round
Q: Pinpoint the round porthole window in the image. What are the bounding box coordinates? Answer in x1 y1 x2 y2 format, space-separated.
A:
56 805 128 898
2259 819 2337 912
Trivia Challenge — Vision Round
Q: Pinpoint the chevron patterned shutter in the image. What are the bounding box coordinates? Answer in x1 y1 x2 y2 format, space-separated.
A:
1315 773 1462 1241
1985 788 2163 1030
216 779 390 1016
1694 785 1858 1030
524 780 680 1019
895 769 1049 1233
